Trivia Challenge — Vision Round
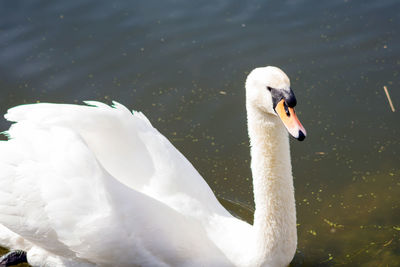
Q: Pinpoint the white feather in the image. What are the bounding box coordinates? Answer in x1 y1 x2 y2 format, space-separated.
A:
0 66 301 267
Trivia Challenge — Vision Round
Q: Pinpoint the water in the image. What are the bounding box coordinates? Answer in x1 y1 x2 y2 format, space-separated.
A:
0 0 399 265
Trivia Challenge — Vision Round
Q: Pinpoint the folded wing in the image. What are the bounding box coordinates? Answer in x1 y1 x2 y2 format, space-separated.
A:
0 105 231 265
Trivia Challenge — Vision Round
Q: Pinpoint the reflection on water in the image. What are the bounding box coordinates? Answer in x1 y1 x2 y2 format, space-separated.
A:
0 0 399 265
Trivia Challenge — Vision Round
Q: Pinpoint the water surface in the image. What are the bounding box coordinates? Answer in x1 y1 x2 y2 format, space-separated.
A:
0 0 399 266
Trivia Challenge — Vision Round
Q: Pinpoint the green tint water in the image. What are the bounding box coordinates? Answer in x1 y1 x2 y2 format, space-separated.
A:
0 1 399 266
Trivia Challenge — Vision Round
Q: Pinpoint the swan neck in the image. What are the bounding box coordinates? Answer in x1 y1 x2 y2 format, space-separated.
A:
247 106 297 266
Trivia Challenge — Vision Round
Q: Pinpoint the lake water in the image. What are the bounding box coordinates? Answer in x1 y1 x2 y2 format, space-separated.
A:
0 0 399 266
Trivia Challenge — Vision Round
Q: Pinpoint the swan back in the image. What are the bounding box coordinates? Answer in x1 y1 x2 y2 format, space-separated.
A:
0 102 233 266
4 101 227 217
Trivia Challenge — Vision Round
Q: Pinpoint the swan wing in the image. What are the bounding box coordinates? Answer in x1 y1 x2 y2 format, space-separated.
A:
0 120 231 266
4 102 228 218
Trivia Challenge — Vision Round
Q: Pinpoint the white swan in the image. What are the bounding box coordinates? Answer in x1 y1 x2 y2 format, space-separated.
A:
0 66 306 267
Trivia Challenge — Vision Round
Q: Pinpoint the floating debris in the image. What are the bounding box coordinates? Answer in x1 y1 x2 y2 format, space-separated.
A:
383 239 393 247
323 218 344 229
322 254 334 262
383 86 395 112
308 229 317 236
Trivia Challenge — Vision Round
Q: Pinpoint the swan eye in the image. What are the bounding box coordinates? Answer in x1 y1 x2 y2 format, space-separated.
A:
283 102 290 117
267 86 272 92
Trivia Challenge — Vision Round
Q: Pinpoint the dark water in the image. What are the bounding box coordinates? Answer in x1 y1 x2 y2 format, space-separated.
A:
1 0 399 266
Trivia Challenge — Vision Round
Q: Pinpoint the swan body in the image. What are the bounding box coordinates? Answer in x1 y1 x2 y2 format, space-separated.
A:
0 66 306 267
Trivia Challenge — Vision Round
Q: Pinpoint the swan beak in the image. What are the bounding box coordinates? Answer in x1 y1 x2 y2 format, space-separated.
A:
275 99 307 141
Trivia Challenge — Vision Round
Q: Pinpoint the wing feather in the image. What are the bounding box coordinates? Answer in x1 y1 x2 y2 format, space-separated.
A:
5 102 227 217
0 102 232 265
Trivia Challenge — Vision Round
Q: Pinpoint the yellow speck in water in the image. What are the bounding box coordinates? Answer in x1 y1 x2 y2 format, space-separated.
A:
323 218 344 229
308 230 317 236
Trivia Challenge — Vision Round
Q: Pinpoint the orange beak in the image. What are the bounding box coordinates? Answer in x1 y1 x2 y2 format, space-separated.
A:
274 99 306 141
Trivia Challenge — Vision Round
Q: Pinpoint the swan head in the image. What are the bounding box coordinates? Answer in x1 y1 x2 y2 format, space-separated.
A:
246 66 307 141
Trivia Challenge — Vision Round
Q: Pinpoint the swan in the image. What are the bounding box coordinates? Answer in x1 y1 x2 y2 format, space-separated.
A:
0 66 306 267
